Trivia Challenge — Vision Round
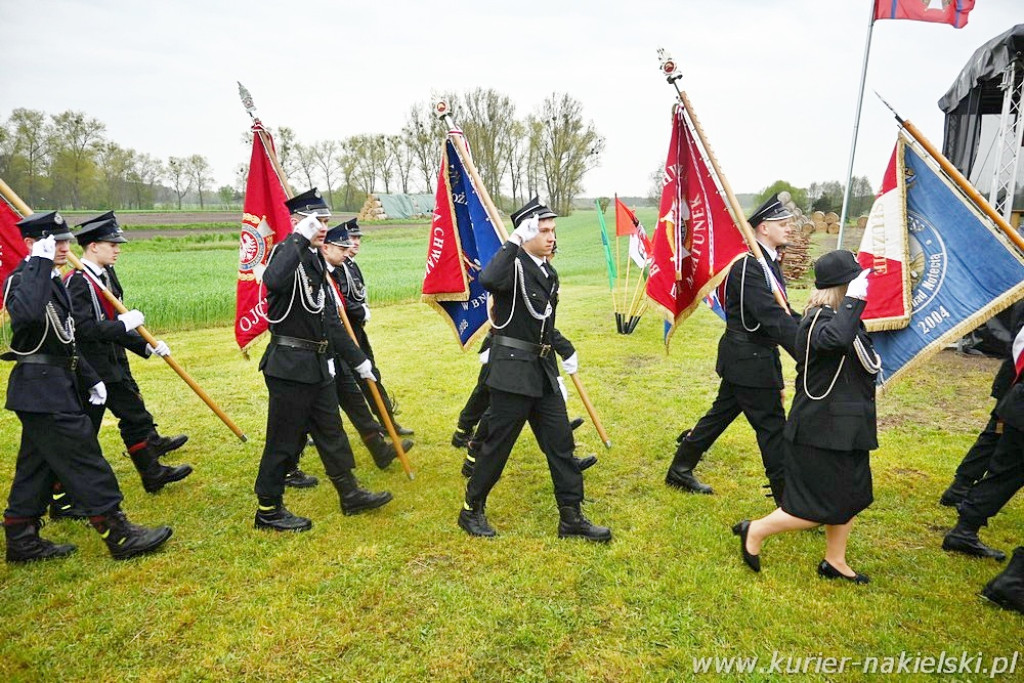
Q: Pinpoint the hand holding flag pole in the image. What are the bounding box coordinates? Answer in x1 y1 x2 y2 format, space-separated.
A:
874 91 1024 254
656 49 789 313
0 177 248 443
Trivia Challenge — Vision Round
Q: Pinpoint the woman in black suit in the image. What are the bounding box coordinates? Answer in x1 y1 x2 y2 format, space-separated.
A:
733 250 879 583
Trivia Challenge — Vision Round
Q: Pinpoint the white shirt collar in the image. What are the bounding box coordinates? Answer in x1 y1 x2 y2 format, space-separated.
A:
80 257 105 276
524 250 547 272
326 262 335 273
755 239 778 262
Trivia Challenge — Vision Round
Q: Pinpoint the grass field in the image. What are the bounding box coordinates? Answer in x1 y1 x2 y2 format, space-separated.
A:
0 211 1021 681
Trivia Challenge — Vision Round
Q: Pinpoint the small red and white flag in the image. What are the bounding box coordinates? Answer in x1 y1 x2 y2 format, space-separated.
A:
1013 324 1024 383
874 0 975 29
857 140 912 331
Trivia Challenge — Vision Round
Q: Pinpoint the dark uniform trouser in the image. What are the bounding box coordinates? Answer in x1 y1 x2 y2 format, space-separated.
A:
333 361 381 436
954 412 1001 482
457 363 491 433
683 379 787 482
353 323 396 424
466 387 583 507
84 373 156 447
959 423 1024 528
6 411 123 518
256 376 356 502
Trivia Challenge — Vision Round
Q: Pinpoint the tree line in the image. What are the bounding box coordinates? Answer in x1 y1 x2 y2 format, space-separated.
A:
1 89 605 216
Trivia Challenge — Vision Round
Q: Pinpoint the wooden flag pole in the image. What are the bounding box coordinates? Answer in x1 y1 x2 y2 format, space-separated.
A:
874 94 1024 254
0 177 248 442
327 277 414 479
569 373 611 449
657 49 789 312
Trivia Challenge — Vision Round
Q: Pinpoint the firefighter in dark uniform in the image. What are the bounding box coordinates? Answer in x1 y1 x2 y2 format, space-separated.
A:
665 193 800 503
458 197 610 542
320 222 413 469
2 212 172 562
338 218 413 436
254 189 392 532
62 212 192 499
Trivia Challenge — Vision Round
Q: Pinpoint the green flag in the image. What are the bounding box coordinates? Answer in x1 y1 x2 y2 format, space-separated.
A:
595 199 617 290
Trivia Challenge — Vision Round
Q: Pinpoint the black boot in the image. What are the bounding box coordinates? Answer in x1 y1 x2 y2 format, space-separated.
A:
284 467 319 489
939 475 972 507
331 472 393 515
458 499 496 537
943 520 1006 561
129 445 193 494
558 504 611 542
5 518 76 563
575 455 598 471
665 431 713 494
146 430 188 459
767 478 785 507
254 501 312 532
981 546 1024 614
451 427 473 449
48 483 87 521
570 417 585 431
462 439 481 478
91 510 172 560
364 432 413 470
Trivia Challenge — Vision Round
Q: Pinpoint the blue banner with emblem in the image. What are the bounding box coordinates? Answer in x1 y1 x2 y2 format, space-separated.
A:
421 135 506 349
871 136 1024 388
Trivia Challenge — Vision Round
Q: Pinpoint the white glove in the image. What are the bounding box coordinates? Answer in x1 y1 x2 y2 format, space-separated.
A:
146 340 170 357
31 235 56 260
362 304 371 323
511 215 540 245
479 348 490 365
118 309 145 331
252 263 266 283
88 382 107 406
561 352 579 375
327 358 336 377
556 376 568 403
846 269 871 300
354 359 375 380
294 214 322 241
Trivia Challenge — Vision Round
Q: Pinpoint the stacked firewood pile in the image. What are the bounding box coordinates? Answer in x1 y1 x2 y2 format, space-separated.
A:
776 191 812 283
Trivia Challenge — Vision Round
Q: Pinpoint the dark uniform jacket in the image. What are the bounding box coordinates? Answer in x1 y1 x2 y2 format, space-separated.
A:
784 297 878 451
2 258 100 413
259 234 366 385
481 242 574 398
338 258 367 326
324 264 371 370
717 245 800 389
65 262 149 383
994 302 1024 431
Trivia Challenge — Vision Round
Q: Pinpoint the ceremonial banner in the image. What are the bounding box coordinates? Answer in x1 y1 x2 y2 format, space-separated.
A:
873 0 975 28
0 195 28 308
615 197 638 238
871 138 1024 387
646 106 747 343
421 135 504 348
596 199 617 290
857 140 911 331
234 123 293 350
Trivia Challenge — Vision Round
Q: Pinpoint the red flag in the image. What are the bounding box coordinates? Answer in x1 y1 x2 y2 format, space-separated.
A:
856 140 912 331
0 196 28 308
615 197 638 237
421 147 465 298
646 106 748 342
873 0 975 28
234 123 293 350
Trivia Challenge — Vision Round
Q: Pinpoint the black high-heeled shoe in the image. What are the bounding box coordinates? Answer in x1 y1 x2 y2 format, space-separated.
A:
817 560 869 584
731 520 760 572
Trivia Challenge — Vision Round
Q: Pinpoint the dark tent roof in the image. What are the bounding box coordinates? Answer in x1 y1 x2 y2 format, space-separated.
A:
938 24 1024 114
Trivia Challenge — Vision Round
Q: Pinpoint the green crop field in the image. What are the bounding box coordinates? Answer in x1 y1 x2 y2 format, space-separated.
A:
0 210 1020 680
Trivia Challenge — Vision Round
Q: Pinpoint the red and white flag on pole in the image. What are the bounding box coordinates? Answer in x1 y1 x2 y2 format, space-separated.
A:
615 198 652 268
0 195 28 308
873 0 975 28
234 122 292 350
1013 323 1024 383
646 106 747 343
857 139 912 331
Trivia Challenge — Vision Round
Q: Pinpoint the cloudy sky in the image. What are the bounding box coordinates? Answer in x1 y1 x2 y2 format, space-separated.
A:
1 0 1020 199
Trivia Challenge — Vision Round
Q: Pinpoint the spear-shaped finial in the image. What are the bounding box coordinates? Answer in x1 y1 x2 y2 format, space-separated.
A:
238 81 257 119
874 90 905 125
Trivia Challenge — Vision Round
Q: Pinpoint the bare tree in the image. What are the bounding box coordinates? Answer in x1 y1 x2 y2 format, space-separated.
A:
335 138 361 211
48 110 106 209
387 135 415 194
167 156 193 209
293 142 318 192
529 93 604 216
97 142 134 208
375 135 397 194
7 108 51 206
457 88 517 208
351 134 380 195
402 103 439 194
187 154 213 209
310 139 340 207
506 119 528 207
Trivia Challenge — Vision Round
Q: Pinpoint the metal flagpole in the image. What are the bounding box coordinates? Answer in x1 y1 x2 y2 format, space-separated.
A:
837 1 879 249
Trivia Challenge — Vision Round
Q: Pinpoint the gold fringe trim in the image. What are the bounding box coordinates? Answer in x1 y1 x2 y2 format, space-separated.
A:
654 251 746 352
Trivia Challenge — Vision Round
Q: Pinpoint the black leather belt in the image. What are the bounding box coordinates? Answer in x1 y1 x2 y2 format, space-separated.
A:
270 335 329 354
492 335 552 358
14 354 78 370
725 329 777 348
